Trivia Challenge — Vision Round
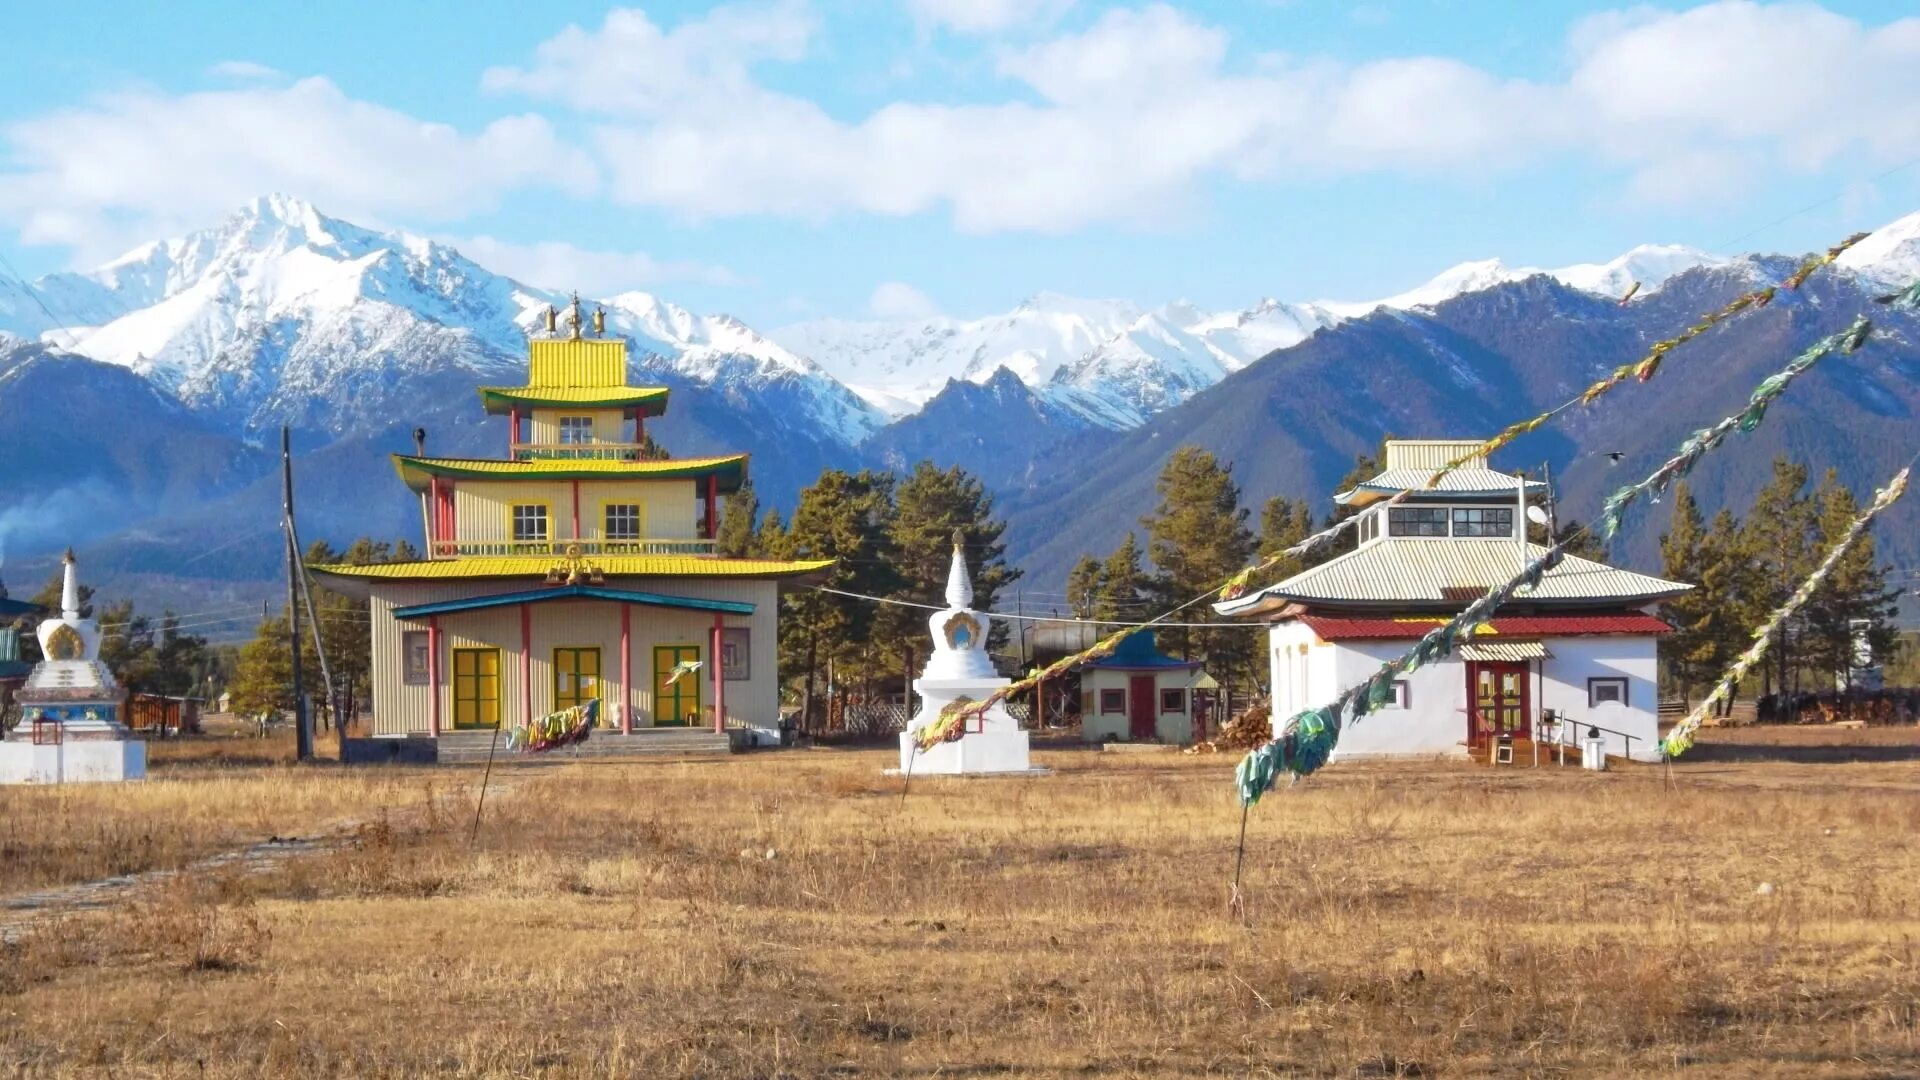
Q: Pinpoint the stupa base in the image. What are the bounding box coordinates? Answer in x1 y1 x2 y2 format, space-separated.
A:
896 728 1033 775
0 739 147 784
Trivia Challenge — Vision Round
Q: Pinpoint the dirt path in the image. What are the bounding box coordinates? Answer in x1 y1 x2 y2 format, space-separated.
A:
0 771 528 944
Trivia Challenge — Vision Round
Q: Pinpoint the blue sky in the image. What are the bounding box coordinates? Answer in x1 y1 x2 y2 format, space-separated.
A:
2 1 1918 326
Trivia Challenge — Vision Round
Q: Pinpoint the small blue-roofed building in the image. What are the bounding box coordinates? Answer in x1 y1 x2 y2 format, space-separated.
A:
1078 630 1219 744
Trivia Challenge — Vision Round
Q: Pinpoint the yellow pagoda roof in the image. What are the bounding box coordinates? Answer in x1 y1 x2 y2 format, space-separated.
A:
477 384 670 416
310 554 833 582
529 338 626 388
392 453 747 493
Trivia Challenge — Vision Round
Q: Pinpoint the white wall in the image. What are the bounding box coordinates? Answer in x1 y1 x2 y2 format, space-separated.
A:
1539 635 1661 761
1264 623 1664 762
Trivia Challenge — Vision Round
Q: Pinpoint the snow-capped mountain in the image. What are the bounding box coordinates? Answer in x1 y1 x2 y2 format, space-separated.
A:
780 243 1738 431
2 195 883 446
773 292 1143 418
1835 208 1920 289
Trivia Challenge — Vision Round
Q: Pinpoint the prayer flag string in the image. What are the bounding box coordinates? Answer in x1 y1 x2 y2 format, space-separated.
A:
1662 463 1911 758
1593 317 1872 541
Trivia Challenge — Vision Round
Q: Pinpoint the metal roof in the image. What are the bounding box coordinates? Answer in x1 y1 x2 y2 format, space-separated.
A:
311 554 832 582
477 385 670 417
391 453 747 494
392 584 754 620
1336 468 1549 505
1295 613 1673 639
1216 539 1690 614
1458 641 1553 661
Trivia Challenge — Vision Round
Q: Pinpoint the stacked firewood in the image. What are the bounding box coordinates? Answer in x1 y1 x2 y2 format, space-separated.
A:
1184 695 1271 754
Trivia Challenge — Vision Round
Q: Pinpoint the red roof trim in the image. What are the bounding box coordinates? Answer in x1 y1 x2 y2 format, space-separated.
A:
1296 613 1672 640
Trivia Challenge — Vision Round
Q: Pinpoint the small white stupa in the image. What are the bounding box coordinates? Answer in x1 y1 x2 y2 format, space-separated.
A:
0 550 146 783
897 532 1035 775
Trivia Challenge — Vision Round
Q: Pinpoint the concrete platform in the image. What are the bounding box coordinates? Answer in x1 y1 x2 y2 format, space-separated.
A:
0 739 146 784
342 727 734 765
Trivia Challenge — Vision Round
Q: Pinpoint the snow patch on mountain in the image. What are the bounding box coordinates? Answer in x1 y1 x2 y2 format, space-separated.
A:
1835 209 1920 290
773 292 1142 418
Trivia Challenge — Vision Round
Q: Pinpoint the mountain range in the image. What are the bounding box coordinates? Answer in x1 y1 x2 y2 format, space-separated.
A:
1 195 1917 616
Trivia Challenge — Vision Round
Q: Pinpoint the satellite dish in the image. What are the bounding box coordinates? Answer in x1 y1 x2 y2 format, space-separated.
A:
1525 505 1551 527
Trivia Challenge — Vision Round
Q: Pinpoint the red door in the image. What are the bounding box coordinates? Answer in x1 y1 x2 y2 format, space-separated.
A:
1127 676 1157 740
1466 662 1530 748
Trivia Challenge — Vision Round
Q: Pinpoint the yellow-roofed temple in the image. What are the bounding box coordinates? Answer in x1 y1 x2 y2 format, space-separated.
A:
312 297 830 753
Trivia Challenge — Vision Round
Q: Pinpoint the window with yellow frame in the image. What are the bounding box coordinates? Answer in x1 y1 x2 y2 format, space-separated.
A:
602 500 645 548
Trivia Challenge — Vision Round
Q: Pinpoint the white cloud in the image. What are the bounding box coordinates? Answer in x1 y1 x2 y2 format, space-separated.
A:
487 0 1920 230
0 77 595 264
905 0 1074 36
206 60 284 83
450 234 741 293
867 281 940 319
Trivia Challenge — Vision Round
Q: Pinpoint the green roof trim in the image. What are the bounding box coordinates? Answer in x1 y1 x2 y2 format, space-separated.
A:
391 453 748 493
477 385 671 417
392 584 753 620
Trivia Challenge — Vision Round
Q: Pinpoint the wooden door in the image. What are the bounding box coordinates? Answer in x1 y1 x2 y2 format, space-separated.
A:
1128 675 1157 740
452 648 501 730
652 644 702 727
1467 662 1529 747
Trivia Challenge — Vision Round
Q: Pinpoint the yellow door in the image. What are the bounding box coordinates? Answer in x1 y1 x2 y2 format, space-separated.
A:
452 648 501 730
553 647 602 719
652 644 702 727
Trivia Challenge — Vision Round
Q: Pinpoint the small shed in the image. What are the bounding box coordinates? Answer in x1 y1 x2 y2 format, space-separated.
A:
1078 631 1218 744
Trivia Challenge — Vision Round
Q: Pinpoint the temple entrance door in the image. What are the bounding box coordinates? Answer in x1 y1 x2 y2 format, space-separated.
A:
652 644 702 727
451 648 501 730
1127 675 1157 740
1466 662 1529 748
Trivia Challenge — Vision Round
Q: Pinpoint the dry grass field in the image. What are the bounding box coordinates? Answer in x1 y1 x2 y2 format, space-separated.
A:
3 727 1919 1077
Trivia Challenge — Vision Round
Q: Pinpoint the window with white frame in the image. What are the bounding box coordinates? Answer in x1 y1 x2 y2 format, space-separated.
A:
604 503 642 540
1388 507 1449 537
557 416 594 444
1452 507 1514 537
511 504 549 543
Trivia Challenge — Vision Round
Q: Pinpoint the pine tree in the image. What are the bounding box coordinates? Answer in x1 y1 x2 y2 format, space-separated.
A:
780 469 900 726
1064 556 1105 619
1741 459 1818 705
1256 495 1313 586
1140 446 1255 680
1095 533 1146 622
229 613 302 717
1694 508 1758 713
1658 482 1713 702
715 479 760 558
1803 470 1901 687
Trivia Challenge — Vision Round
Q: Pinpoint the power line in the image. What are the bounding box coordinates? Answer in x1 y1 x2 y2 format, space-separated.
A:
804 585 1258 628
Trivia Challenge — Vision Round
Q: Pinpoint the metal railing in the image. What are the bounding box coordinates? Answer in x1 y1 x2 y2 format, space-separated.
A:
510 443 647 462
1537 715 1644 765
428 538 717 559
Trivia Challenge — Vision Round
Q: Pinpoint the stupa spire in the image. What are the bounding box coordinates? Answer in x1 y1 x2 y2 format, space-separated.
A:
944 529 972 610
61 548 78 621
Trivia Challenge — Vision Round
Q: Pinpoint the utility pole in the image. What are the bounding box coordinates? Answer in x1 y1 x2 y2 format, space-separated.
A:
283 425 312 762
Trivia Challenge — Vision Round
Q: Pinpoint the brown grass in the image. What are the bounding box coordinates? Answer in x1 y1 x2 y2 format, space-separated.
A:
3 730 1919 1077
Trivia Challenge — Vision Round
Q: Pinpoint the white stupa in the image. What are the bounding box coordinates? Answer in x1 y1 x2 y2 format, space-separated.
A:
897 532 1035 775
0 550 146 783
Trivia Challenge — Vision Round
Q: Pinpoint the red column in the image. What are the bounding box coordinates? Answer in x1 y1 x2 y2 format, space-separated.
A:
705 475 718 540
521 604 533 730
509 407 521 451
428 476 440 554
426 617 441 737
711 615 726 734
619 604 632 735
571 479 582 540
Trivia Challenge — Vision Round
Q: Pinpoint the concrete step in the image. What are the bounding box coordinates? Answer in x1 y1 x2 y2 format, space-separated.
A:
354 728 735 765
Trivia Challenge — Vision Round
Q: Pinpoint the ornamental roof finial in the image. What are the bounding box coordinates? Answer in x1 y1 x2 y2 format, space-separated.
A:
568 293 584 340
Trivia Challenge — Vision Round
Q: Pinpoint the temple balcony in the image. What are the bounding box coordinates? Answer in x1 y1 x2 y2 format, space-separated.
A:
510 442 651 462
428 538 718 560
